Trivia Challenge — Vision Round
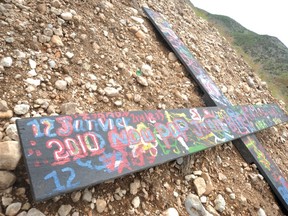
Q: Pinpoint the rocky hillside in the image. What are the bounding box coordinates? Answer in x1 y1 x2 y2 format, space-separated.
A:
0 0 288 215
193 7 288 110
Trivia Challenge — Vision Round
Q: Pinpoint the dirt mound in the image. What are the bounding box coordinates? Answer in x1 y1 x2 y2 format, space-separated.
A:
0 0 287 215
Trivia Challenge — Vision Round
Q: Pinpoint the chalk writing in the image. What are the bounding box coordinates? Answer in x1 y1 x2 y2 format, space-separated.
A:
16 104 288 201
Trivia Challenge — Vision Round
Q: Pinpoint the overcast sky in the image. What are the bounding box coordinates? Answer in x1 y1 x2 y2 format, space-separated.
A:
190 0 288 48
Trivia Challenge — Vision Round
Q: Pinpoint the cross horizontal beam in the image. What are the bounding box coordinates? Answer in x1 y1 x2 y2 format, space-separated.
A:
16 104 287 201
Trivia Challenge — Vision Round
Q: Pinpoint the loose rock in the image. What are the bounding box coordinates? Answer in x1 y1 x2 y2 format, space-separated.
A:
82 189 92 202
14 104 30 115
257 208 267 216
130 179 141 195
104 87 119 97
5 202 22 216
193 177 206 196
58 205 72 216
163 208 179 216
0 57 13 67
60 102 79 114
96 199 107 213
0 171 16 189
185 193 212 216
132 196 140 208
0 141 21 170
71 191 81 202
214 194 226 213
55 80 68 90
51 35 64 47
61 12 73 21
0 100 9 111
137 76 148 86
27 208 45 216
5 124 18 141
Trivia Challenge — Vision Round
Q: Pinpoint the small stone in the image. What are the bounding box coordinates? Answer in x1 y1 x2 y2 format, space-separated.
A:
141 64 153 76
243 84 250 93
257 208 267 216
48 60 56 68
27 69 37 77
14 104 30 115
146 55 153 62
61 12 73 21
130 179 141 195
28 59 37 69
71 191 81 202
239 194 247 205
193 170 202 176
176 157 183 165
218 173 227 181
2 197 13 206
104 87 119 97
131 16 144 24
206 205 220 216
5 202 22 216
193 177 206 196
114 100 122 107
0 171 16 189
200 196 207 203
168 52 177 62
82 189 92 202
43 28 53 37
60 102 78 115
58 205 72 216
184 174 196 181
0 110 13 119
132 196 140 208
214 194 226 213
247 77 255 88
0 141 21 170
133 94 141 103
225 187 232 193
163 208 179 216
36 4 47 14
1 57 13 67
5 125 18 140
38 35 51 43
185 193 212 216
0 100 9 112
24 78 41 86
96 199 107 213
229 193 236 200
5 37 14 43
51 35 64 47
137 76 148 86
65 52 74 59
26 208 45 216
55 80 68 90
135 30 146 39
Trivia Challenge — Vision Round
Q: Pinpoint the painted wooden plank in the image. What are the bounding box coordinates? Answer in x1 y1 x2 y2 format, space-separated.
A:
16 104 287 201
143 7 288 211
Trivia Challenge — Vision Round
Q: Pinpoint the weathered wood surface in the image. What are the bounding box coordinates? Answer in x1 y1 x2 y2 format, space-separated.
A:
17 104 287 201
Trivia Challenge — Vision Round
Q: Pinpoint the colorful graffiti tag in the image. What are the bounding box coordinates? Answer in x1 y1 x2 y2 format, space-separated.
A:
16 104 288 201
143 7 288 210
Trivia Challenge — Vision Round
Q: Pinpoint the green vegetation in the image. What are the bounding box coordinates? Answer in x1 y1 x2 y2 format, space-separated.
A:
193 7 288 110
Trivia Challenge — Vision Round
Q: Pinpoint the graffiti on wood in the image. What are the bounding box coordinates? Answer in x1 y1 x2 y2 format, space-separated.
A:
16 104 288 201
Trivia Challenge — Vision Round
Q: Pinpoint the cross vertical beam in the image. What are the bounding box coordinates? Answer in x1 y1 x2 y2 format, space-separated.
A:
143 7 288 211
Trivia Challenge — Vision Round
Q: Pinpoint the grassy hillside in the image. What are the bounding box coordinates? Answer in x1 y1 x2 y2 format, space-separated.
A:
193 7 288 110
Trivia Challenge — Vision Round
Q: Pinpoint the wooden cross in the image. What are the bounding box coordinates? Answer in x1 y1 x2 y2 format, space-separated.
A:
15 8 288 208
